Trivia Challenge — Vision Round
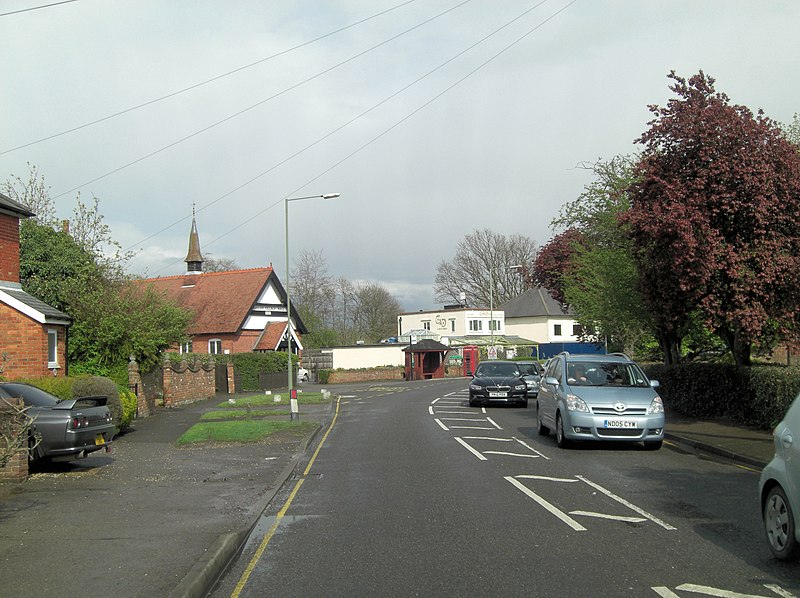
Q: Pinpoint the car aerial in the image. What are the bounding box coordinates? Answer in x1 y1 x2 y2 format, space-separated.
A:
0 382 115 463
515 359 543 398
759 393 800 560
469 360 529 408
536 352 665 450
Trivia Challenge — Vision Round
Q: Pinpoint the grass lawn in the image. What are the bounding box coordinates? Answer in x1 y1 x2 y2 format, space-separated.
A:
176 419 316 445
201 409 291 420
217 391 329 408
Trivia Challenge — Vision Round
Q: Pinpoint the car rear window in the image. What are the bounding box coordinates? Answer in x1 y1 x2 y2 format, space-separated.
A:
0 383 59 407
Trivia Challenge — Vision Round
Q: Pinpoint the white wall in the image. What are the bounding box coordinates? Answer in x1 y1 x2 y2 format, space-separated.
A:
331 345 405 369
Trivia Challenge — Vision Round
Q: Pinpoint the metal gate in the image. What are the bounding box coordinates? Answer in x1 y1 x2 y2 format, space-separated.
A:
214 363 228 393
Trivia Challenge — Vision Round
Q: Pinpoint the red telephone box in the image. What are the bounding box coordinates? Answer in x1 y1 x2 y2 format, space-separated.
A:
462 345 479 377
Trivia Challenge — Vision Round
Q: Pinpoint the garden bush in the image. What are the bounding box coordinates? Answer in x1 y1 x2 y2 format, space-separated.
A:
118 388 137 430
642 363 800 430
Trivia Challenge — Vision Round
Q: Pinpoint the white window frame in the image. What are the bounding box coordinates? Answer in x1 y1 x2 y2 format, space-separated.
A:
422 320 431 331
553 324 563 337
47 328 59 368
209 339 222 355
450 319 456 332
469 320 483 332
179 341 193 354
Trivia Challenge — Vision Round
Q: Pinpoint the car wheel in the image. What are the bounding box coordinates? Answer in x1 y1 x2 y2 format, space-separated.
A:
469 397 478 408
643 439 663 451
556 412 571 448
764 485 800 561
537 411 549 436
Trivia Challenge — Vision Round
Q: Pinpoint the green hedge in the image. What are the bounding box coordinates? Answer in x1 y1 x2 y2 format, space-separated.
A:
231 352 297 392
642 363 800 430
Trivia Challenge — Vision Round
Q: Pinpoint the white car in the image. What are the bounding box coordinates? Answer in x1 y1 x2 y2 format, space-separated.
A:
760 394 800 560
297 368 309 383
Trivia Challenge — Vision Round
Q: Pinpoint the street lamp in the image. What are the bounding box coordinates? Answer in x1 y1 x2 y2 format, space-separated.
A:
284 192 340 399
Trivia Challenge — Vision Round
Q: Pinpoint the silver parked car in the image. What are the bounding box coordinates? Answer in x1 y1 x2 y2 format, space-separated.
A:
760 394 800 560
536 352 665 449
0 382 115 463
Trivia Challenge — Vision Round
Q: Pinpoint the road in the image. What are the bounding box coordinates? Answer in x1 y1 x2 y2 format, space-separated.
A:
211 379 800 597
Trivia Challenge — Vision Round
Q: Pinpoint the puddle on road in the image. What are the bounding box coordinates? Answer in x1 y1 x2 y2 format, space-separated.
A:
243 514 320 551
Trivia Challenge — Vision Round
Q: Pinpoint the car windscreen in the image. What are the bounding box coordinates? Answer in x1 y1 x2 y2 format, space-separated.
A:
516 363 539 376
476 363 520 378
566 362 650 387
0 383 59 407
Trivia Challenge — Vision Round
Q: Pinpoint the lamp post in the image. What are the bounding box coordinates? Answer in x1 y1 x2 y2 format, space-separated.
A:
284 193 340 399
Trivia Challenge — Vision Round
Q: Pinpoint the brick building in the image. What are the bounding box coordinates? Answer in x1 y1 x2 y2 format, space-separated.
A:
133 216 307 357
0 193 72 379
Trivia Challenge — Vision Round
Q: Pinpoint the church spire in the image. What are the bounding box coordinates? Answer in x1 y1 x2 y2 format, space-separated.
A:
185 204 204 275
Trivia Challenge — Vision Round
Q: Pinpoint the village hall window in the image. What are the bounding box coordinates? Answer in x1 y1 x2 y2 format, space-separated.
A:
489 319 500 331
209 339 222 355
47 329 58 367
553 324 562 336
469 320 482 332
422 320 431 330
450 319 456 332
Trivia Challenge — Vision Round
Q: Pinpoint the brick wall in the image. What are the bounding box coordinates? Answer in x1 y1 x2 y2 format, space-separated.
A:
327 367 405 384
0 213 21 283
162 358 216 407
0 303 68 379
0 399 29 483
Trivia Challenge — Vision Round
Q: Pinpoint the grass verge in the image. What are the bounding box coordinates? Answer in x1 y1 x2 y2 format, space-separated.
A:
201 409 291 420
217 391 329 408
176 420 316 445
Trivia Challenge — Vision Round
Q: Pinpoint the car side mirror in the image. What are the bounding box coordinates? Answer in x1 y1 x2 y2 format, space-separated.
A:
650 380 660 388
544 376 559 386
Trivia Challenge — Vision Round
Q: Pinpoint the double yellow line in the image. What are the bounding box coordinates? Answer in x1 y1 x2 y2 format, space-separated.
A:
230 397 341 597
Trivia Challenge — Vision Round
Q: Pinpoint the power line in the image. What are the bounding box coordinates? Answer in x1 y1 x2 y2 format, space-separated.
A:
141 1 577 276
50 0 474 200
127 0 548 263
0 0 77 17
0 0 418 155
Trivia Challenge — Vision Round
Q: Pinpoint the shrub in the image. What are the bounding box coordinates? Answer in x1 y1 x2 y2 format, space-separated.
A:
318 369 331 384
118 389 137 431
642 363 800 430
72 375 123 432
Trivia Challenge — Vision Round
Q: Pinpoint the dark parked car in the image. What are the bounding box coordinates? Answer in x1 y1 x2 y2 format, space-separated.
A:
515 360 543 398
0 382 115 462
469 360 529 408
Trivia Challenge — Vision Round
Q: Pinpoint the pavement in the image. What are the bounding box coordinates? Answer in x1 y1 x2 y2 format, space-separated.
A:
0 382 778 598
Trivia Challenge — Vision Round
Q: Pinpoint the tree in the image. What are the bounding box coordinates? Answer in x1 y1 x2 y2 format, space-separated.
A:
1 162 57 225
530 228 585 304
626 71 800 366
435 229 537 307
351 282 403 344
548 157 656 356
202 254 239 273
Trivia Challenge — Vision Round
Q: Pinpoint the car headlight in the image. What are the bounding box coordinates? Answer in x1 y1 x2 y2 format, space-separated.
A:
515 384 527 391
565 393 589 412
469 384 482 391
648 396 664 414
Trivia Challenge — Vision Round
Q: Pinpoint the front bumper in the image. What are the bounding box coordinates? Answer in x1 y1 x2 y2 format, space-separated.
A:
561 412 665 442
469 390 528 405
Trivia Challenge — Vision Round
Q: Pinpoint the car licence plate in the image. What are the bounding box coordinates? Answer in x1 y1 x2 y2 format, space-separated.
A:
603 419 636 428
489 392 507 398
95 434 105 446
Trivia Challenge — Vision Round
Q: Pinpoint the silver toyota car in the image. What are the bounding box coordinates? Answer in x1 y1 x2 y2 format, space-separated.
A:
536 352 665 450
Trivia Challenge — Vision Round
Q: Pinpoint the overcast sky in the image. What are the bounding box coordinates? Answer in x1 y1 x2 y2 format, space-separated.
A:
2 0 798 311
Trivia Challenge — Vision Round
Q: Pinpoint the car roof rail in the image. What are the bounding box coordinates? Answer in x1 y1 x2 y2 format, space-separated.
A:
608 352 632 360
